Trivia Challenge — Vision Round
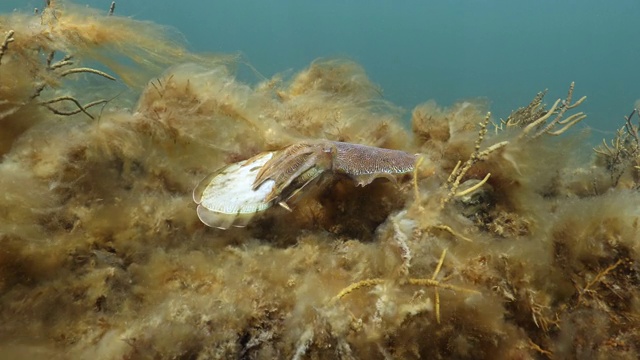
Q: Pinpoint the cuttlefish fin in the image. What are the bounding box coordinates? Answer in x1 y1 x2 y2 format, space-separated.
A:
351 173 397 187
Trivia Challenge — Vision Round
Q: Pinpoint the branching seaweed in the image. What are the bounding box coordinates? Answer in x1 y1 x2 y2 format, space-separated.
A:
516 82 587 140
0 30 15 66
504 89 548 128
332 249 479 325
27 49 116 119
1 2 166 122
40 96 109 119
59 67 116 81
441 112 508 206
50 54 73 70
428 224 474 242
441 84 586 207
578 259 624 305
594 109 640 187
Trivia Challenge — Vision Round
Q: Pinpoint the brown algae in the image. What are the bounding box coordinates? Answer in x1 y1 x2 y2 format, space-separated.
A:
0 2 639 359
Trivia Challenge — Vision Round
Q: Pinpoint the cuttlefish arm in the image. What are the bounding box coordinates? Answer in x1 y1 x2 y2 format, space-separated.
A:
252 141 335 203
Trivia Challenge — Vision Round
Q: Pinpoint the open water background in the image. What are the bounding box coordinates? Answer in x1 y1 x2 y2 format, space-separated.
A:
3 0 640 141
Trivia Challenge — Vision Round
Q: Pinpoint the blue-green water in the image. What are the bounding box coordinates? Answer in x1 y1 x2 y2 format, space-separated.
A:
3 0 639 139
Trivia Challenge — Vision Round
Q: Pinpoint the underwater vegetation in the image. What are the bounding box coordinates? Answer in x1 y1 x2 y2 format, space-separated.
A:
1 1 639 359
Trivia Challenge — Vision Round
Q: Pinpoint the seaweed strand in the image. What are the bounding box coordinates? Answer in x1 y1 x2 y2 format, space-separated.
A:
0 30 15 66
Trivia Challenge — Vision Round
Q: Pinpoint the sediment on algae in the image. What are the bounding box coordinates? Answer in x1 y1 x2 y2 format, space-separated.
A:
1 2 639 359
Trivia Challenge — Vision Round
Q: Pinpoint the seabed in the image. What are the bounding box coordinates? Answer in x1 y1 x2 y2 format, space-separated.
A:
0 2 638 359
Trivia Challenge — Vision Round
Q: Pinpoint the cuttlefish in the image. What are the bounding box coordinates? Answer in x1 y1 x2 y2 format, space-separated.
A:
193 140 417 229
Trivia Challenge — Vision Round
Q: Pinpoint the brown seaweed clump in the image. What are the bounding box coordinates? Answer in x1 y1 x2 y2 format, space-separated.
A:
1 2 639 359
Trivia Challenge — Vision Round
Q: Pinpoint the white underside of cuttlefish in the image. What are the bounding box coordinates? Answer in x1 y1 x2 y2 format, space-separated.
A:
193 140 417 229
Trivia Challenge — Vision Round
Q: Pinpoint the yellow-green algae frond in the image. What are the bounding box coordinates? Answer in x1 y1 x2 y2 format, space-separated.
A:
1 2 639 359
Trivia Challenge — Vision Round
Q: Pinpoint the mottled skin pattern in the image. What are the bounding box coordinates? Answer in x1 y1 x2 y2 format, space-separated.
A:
332 141 416 185
253 140 417 206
